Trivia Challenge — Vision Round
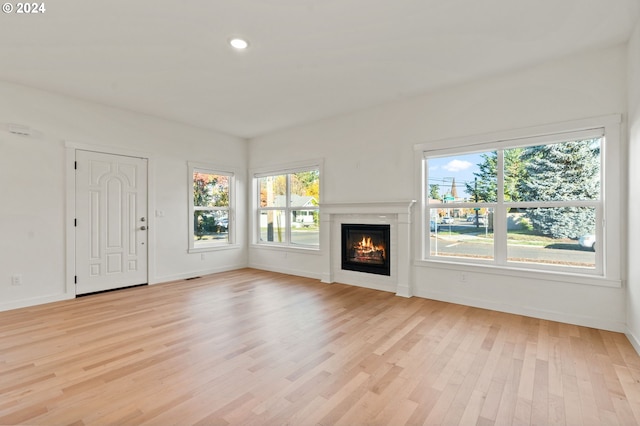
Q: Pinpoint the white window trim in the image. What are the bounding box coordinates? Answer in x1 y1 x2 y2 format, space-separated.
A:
413 114 623 287
188 161 238 253
250 159 323 251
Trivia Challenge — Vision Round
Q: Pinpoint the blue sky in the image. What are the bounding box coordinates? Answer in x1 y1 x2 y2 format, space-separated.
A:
427 152 487 199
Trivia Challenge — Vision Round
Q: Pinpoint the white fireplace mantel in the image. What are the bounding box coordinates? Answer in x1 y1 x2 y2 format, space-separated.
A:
320 201 416 216
319 200 416 297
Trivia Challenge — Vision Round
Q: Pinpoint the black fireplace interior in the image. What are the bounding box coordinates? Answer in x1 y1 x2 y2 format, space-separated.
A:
341 223 391 276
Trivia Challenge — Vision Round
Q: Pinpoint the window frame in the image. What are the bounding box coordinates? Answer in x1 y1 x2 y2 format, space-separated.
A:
187 162 237 253
252 160 322 251
414 115 623 287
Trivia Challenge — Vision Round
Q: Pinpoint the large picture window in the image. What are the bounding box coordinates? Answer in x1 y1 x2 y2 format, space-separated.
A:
188 163 235 251
255 167 320 248
423 128 606 275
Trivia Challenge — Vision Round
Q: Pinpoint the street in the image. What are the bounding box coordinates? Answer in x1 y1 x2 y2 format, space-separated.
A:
431 224 595 267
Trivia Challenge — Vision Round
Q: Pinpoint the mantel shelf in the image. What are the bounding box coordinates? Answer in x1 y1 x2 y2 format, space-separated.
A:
320 200 416 215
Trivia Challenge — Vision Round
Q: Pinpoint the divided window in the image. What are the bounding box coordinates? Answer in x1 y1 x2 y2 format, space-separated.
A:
256 168 320 248
424 129 604 274
188 163 234 251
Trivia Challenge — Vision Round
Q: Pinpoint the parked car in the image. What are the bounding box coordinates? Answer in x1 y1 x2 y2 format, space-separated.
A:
467 214 486 225
430 220 437 231
441 216 454 224
579 234 596 250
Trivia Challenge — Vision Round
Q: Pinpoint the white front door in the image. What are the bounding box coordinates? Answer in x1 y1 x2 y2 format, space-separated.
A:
75 150 148 295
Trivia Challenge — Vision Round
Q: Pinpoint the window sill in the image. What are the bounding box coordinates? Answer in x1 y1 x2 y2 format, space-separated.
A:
188 243 240 254
413 259 621 288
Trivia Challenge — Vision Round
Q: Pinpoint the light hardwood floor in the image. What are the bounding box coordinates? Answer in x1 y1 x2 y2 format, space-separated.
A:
1 268 640 425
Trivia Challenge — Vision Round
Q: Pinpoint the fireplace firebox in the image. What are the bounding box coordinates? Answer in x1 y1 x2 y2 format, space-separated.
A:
341 224 391 276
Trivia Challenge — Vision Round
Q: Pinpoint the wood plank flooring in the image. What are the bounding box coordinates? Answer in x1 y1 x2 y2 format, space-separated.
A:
1 268 640 425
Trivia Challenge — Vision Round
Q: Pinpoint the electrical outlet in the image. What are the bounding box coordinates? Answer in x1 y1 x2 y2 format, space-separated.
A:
200 253 206 261
11 274 22 286
459 272 467 283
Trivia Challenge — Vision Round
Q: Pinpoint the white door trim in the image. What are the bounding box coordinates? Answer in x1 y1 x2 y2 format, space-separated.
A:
65 141 156 297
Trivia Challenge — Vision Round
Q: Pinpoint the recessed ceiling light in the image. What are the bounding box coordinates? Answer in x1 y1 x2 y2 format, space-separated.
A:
229 38 249 50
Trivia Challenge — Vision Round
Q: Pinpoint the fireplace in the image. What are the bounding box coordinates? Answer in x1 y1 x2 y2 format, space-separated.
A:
341 224 391 276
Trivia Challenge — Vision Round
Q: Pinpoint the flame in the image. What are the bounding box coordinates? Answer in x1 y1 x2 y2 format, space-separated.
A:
354 235 386 259
361 236 372 249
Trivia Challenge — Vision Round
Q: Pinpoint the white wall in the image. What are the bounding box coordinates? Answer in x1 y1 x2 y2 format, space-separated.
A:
0 41 633 333
627 19 640 349
249 45 629 331
0 81 248 311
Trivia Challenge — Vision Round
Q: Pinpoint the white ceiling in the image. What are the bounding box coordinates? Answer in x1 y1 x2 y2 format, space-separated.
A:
1 0 638 139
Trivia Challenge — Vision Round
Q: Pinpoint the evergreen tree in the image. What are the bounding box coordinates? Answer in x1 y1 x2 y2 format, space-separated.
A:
519 139 600 239
503 147 525 202
465 152 497 202
464 150 526 202
429 184 440 200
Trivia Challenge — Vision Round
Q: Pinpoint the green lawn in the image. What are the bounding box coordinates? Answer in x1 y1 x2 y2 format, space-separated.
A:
435 226 576 247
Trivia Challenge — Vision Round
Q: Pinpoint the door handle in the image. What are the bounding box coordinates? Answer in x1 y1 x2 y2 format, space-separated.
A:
140 226 147 231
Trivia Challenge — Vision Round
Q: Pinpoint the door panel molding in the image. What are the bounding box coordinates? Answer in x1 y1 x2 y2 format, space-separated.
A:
65 143 155 297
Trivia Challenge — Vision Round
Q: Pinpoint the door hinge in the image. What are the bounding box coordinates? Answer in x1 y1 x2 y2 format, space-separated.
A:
74 161 77 170
74 218 77 227
74 275 77 284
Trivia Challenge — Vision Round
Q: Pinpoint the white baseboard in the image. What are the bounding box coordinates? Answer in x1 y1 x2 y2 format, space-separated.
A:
0 293 74 313
396 282 413 298
414 289 626 333
626 329 640 356
248 263 322 281
151 264 248 284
